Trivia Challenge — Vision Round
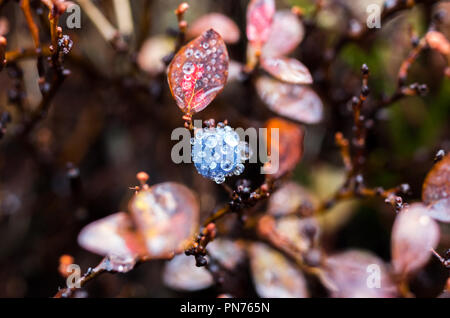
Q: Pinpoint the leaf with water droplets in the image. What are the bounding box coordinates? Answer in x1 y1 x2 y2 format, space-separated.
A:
187 13 240 44
391 203 440 276
256 76 323 124
263 117 304 178
422 153 450 204
324 250 398 297
129 182 199 258
78 212 147 259
262 10 304 57
246 0 275 49
248 242 309 298
261 57 312 84
168 29 229 115
163 254 213 291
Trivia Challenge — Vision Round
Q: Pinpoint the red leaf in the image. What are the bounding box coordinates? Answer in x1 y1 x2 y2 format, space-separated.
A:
422 153 450 204
260 56 312 84
262 10 304 57
324 250 398 297
246 0 275 49
257 76 323 124
168 29 229 115
391 203 440 276
248 242 309 298
187 13 240 44
129 182 200 258
263 117 304 178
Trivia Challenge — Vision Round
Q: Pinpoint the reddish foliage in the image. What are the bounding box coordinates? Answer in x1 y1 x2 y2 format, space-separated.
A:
168 29 229 115
263 118 304 178
246 0 275 49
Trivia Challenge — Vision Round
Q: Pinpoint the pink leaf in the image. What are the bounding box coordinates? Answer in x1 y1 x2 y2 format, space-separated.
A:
324 250 398 298
257 76 323 124
391 203 440 276
246 0 275 49
262 10 304 57
261 56 313 84
77 212 147 260
187 13 240 44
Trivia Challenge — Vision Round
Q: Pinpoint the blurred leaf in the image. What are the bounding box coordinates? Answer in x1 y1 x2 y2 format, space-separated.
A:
246 0 275 49
268 181 318 217
137 36 175 76
274 216 318 253
257 76 323 124
168 29 229 115
78 212 146 260
207 238 246 271
187 13 240 44
324 250 398 297
129 182 199 258
422 153 450 204
263 117 304 178
260 57 312 84
427 198 450 223
262 10 304 57
248 242 309 298
163 254 213 291
311 165 358 234
391 203 440 276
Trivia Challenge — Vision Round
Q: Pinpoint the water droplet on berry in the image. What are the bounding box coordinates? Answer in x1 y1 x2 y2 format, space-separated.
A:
205 135 218 148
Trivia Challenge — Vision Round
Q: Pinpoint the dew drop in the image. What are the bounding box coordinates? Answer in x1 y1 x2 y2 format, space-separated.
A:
220 160 233 172
183 62 195 74
192 50 200 59
234 163 245 175
205 135 218 148
225 133 239 147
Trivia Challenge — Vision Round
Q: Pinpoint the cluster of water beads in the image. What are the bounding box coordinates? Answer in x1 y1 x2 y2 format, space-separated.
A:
191 123 252 184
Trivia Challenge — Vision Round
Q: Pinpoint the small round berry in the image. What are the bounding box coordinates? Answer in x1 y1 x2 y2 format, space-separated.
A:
191 124 250 183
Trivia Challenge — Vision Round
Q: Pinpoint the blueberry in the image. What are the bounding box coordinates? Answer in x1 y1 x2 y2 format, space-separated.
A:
191 125 251 184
